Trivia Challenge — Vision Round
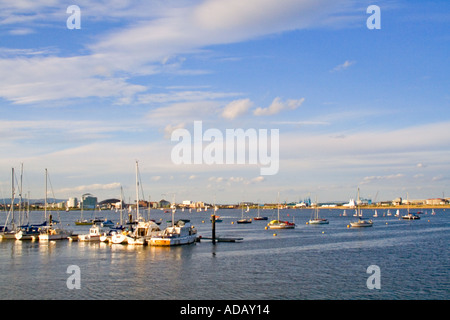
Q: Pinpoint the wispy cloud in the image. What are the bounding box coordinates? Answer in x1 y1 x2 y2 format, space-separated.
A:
253 97 305 116
330 60 355 72
221 98 253 120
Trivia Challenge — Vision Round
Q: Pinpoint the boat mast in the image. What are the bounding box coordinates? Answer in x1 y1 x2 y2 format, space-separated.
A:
277 191 280 221
44 168 47 222
11 167 15 230
135 160 139 220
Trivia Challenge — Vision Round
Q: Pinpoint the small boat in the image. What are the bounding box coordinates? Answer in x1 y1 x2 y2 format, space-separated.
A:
78 224 103 242
350 218 373 227
268 192 295 229
237 202 252 224
253 203 268 221
350 188 373 227
268 220 295 229
39 225 73 241
308 199 329 225
148 219 197 246
236 218 252 224
110 230 129 244
402 213 420 220
373 210 378 217
387 209 392 216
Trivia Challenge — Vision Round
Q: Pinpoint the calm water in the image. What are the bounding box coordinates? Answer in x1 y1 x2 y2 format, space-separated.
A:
0 208 448 300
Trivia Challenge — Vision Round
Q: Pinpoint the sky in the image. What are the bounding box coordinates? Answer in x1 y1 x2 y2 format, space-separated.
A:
0 0 449 204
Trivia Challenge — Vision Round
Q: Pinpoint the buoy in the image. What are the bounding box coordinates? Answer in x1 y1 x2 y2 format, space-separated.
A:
347 225 350 228
265 226 268 230
322 231 325 234
306 222 309 225
231 221 234 224
202 220 204 223
273 233 277 236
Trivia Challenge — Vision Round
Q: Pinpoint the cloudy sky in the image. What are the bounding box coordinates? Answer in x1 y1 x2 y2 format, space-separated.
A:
0 0 449 204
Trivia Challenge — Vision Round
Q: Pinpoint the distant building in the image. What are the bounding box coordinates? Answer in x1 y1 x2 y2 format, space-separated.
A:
81 193 97 209
426 198 447 205
67 197 78 208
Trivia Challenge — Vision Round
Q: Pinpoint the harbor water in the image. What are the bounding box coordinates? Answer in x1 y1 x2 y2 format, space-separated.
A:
0 208 448 300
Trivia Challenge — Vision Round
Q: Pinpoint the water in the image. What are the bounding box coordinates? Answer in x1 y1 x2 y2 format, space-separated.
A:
0 208 448 300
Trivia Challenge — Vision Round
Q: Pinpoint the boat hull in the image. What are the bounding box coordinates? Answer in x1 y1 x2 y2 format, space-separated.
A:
308 219 329 225
350 221 373 227
148 235 197 246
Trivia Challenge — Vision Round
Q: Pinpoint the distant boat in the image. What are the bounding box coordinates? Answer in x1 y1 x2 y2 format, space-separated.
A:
268 192 295 229
308 198 329 225
350 188 373 228
38 169 72 241
342 209 347 217
387 209 392 216
402 213 420 220
402 192 420 220
395 209 400 217
373 210 378 217
253 203 268 221
237 202 252 224
148 219 197 246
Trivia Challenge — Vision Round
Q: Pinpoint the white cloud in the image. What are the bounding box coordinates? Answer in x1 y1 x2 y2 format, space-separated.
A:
330 60 355 72
253 97 305 116
221 98 253 119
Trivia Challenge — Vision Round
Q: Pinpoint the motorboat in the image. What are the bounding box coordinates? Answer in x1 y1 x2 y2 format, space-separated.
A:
148 219 197 246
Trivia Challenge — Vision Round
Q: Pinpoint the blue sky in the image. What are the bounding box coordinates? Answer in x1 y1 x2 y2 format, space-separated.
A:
0 0 449 204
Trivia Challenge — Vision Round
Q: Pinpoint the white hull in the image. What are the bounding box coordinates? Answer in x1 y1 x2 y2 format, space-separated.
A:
15 231 39 240
111 233 128 244
148 234 197 246
78 234 100 242
350 220 373 227
39 228 72 241
308 219 329 225
0 232 18 240
268 220 295 229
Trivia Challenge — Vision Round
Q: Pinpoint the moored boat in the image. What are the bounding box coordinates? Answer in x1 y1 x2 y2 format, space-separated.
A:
148 219 197 246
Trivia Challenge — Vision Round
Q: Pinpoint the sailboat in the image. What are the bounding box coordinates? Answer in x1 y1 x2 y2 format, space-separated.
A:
350 188 373 227
253 202 268 221
74 200 92 225
268 193 295 229
112 161 160 245
402 193 420 220
0 168 18 240
237 202 252 224
373 210 378 217
39 169 73 241
308 199 329 225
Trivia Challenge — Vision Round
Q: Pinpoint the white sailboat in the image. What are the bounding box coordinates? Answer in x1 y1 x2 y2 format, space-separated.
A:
237 202 252 224
350 188 373 228
308 198 329 225
0 168 18 240
39 169 72 241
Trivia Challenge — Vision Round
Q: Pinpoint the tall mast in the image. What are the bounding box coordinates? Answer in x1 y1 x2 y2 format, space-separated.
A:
44 168 47 221
135 161 139 220
11 167 15 230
